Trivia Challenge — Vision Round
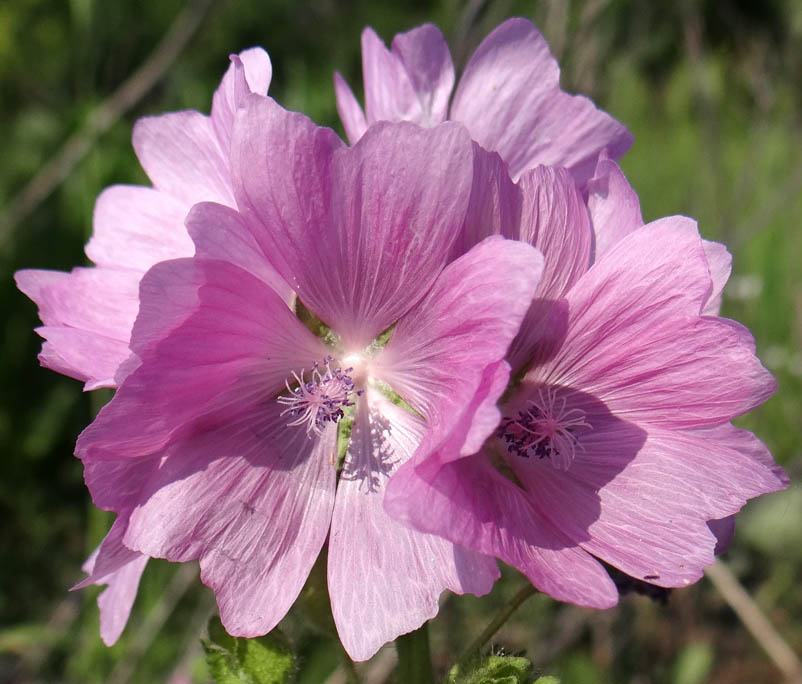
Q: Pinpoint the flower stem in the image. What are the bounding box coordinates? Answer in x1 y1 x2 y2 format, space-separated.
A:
456 582 537 669
396 622 435 684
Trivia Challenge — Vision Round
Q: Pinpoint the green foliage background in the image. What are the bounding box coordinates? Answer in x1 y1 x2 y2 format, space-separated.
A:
1 0 800 682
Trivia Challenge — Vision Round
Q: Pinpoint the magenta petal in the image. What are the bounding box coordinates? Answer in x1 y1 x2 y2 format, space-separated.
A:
506 166 592 372
360 27 420 125
76 258 327 462
450 18 632 182
125 405 337 637
74 515 148 646
232 97 474 345
385 450 617 609
586 155 643 260
329 391 497 661
702 240 732 316
334 72 368 144
211 48 272 153
132 111 235 208
389 24 454 126
513 423 788 586
86 185 194 272
532 218 776 428
377 236 543 430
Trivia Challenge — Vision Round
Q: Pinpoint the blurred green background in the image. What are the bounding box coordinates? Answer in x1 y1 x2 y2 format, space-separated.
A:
1 0 800 682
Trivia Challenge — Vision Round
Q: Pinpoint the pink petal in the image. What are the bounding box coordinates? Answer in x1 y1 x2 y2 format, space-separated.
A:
334 72 368 144
124 404 337 637
187 202 293 305
211 48 272 154
132 110 235 208
76 258 327 463
329 391 497 661
586 155 643 260
73 515 148 646
702 239 732 316
360 27 420 125
376 236 543 431
511 420 788 586
390 24 454 126
231 97 475 346
86 185 194 272
530 217 776 428
385 449 617 609
506 166 592 372
450 18 632 182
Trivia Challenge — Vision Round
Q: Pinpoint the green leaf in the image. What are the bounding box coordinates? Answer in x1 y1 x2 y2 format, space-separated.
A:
202 616 296 684
447 653 542 684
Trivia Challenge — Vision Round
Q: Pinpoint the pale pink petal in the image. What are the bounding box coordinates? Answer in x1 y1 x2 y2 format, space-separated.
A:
511 421 788 586
450 18 632 182
334 72 368 144
187 202 293 305
506 166 592 372
390 24 454 126
211 48 272 154
361 27 420 125
124 405 337 637
76 258 327 463
329 391 497 661
376 236 543 430
132 110 235 208
385 449 617 609
702 240 732 316
86 185 194 272
232 97 474 346
586 155 643 260
531 217 775 428
73 515 148 646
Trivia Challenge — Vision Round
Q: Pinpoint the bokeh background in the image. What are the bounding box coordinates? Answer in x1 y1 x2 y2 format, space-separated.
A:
1 0 800 682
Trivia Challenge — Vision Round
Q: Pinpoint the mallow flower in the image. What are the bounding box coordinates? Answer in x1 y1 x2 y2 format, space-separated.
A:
383 148 789 607
15 47 281 391
73 96 547 660
334 18 632 183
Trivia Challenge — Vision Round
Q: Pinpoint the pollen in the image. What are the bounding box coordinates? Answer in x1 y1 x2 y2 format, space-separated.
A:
277 356 361 436
498 386 591 470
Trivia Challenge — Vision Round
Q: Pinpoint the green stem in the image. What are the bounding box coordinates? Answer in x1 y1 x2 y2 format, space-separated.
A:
456 583 537 670
396 622 435 684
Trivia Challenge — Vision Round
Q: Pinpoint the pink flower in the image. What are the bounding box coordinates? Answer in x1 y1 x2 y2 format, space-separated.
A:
16 48 278 648
334 18 632 183
75 97 546 659
15 48 280 392
384 151 788 607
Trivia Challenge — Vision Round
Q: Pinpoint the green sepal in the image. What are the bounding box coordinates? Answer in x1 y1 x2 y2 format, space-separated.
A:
202 616 296 684
447 653 550 684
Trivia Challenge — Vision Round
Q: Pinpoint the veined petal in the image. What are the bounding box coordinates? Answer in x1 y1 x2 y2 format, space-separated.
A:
334 72 368 144
124 404 337 637
132 110 235 208
86 185 193 272
376 236 543 431
329 390 497 661
361 27 420 125
530 217 775 428
76 258 327 463
702 239 732 316
232 97 475 346
450 18 632 182
211 47 272 154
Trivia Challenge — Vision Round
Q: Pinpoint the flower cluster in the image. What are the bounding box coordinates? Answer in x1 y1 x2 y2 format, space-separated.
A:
16 18 787 661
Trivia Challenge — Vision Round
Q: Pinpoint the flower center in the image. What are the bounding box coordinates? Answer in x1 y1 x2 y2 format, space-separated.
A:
278 356 361 436
497 386 591 470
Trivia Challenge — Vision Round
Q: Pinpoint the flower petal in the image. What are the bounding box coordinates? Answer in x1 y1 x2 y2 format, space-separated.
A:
511 420 788 586
329 391 497 661
86 185 193 272
530 217 776 428
702 239 732 316
232 97 475 346
132 110 235 208
124 405 337 637
450 18 632 182
334 72 368 144
376 235 543 431
76 258 327 463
